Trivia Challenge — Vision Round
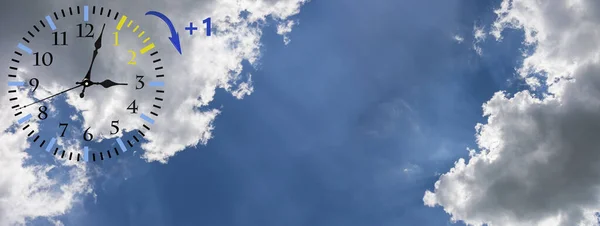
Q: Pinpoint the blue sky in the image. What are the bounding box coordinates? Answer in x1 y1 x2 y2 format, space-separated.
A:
39 0 532 225
2 0 566 225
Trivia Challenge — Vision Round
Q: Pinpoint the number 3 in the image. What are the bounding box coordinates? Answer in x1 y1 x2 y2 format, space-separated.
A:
128 50 136 65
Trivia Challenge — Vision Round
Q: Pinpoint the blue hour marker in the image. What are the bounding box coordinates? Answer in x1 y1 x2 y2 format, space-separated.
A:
45 138 56 152
140 113 155 124
8 81 25 86
84 5 89 21
116 138 127 152
17 114 32 124
45 15 56 31
148 81 164 87
83 146 89 162
17 43 33 55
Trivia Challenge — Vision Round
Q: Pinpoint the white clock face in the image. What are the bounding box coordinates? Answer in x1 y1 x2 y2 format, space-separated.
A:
8 6 167 162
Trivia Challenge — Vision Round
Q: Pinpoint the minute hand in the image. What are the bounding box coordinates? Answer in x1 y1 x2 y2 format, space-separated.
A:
83 23 105 82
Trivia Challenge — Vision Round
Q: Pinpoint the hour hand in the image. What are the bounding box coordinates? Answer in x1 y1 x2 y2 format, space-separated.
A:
93 79 128 88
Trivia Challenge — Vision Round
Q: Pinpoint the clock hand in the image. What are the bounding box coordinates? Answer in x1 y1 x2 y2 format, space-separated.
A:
92 79 128 88
80 23 106 98
75 78 127 98
82 23 105 82
95 23 105 50
16 84 83 110
77 79 127 88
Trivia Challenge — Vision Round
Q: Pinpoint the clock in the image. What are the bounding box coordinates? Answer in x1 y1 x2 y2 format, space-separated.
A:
7 5 166 162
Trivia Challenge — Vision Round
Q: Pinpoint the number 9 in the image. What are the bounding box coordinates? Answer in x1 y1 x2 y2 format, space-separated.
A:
29 78 39 92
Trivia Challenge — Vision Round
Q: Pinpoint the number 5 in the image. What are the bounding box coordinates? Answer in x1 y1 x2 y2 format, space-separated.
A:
111 120 119 135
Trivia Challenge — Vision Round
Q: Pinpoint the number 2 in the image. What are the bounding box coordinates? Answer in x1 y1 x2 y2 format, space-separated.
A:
128 50 136 65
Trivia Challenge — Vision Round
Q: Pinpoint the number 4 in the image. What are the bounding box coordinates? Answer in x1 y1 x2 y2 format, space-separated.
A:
127 100 138 113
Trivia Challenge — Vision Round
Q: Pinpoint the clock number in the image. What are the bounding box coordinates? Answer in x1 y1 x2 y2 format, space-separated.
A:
58 123 68 137
203 17 211 36
127 100 138 114
29 78 39 93
52 31 67 45
110 120 120 135
136 75 145 89
38 106 48 120
77 23 94 38
33 52 53 66
113 32 119 46
128 50 137 65
83 127 93 141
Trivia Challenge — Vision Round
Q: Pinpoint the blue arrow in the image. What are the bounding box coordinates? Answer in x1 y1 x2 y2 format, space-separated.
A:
145 11 182 54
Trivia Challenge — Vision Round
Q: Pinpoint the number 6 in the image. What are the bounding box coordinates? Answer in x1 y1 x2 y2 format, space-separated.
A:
83 127 93 141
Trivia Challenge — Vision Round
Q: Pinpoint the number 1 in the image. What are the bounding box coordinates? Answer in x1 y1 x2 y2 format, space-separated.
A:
203 17 211 36
113 32 119 46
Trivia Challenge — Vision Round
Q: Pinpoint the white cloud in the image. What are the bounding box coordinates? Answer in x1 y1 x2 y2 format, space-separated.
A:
139 0 308 162
473 24 487 55
425 0 600 225
0 93 90 225
402 163 420 175
453 34 464 44
42 0 309 163
277 20 296 45
0 0 308 224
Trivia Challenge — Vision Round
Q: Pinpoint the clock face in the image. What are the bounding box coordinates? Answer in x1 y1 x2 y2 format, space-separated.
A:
8 5 166 162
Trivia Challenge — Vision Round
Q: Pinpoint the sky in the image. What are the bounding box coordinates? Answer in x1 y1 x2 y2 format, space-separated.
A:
3 0 600 226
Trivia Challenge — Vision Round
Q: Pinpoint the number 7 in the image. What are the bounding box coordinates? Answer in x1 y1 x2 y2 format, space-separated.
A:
59 123 68 137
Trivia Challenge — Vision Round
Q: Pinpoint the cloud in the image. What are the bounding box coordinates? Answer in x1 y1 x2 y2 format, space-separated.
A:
472 24 486 56
0 94 90 225
425 0 600 225
140 0 308 162
453 35 464 44
0 0 307 224
277 20 296 45
38 0 309 163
